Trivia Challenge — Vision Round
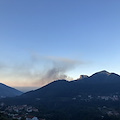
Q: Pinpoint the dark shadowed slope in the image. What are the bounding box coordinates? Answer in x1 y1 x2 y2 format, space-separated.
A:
2 70 120 105
0 83 23 98
21 70 120 97
21 79 71 98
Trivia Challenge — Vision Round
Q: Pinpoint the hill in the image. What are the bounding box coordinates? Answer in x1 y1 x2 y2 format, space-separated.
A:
0 83 23 98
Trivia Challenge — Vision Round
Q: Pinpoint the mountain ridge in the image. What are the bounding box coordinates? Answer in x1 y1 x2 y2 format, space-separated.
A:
1 70 120 105
0 83 23 98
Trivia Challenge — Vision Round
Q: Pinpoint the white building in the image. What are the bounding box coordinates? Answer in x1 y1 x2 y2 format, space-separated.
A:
26 116 39 120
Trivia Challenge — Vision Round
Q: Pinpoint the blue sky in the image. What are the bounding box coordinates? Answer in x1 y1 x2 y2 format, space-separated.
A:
0 0 120 88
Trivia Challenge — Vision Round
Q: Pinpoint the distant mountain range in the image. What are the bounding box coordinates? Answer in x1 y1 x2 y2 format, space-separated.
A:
2 70 120 106
0 83 23 98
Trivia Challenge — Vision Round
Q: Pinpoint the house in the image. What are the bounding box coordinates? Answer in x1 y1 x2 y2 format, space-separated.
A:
26 116 39 120
26 107 32 112
13 115 21 120
32 117 39 120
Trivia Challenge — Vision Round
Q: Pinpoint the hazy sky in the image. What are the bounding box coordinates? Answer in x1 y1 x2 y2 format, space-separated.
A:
0 0 120 88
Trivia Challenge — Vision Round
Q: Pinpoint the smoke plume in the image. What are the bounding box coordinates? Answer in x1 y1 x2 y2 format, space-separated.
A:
0 55 82 87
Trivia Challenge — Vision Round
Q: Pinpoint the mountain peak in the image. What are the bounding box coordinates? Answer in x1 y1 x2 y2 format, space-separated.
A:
98 70 109 73
93 70 111 76
87 70 120 84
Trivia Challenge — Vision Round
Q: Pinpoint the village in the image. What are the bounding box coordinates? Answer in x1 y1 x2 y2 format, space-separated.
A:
0 94 120 120
0 103 45 120
72 94 120 101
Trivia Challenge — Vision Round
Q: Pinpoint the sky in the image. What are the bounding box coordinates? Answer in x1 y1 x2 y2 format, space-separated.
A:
0 0 120 91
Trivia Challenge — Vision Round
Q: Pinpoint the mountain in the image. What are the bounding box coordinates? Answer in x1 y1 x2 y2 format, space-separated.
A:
85 70 120 83
2 70 120 120
2 70 120 106
0 83 23 98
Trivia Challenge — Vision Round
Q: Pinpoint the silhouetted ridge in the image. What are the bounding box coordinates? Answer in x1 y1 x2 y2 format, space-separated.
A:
91 70 110 76
2 70 120 105
87 70 120 83
0 83 23 98
21 79 69 98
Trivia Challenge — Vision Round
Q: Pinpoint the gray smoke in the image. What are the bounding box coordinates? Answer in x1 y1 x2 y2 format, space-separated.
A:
0 55 82 87
32 56 82 86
